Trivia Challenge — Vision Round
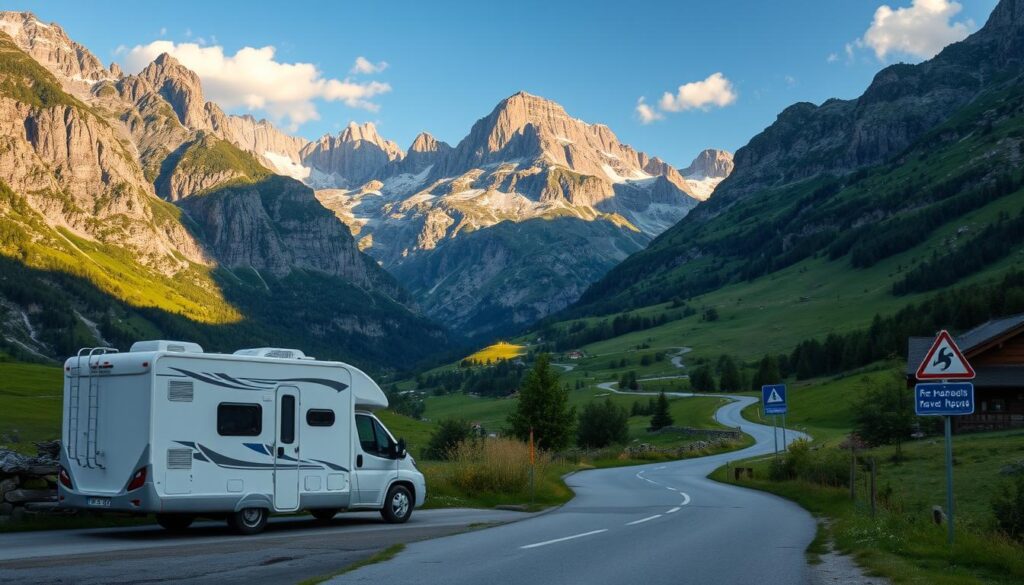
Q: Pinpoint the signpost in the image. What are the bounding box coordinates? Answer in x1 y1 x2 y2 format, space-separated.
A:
762 384 787 456
914 330 975 545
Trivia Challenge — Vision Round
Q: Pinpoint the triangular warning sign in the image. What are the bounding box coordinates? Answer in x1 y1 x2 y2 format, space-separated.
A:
916 330 975 380
767 388 783 403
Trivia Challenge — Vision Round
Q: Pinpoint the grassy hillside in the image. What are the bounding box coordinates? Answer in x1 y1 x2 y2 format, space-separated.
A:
0 361 63 451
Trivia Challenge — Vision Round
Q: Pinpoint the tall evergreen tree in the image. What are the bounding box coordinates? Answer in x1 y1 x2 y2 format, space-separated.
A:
650 391 674 430
577 398 629 448
690 365 717 392
750 354 782 391
507 354 576 451
718 355 742 392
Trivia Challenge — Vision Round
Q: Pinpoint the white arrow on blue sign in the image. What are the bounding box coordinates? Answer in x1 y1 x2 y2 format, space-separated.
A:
914 383 974 416
762 384 787 415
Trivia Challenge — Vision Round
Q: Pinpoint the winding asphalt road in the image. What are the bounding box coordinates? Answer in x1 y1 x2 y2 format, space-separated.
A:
339 396 813 585
0 395 812 584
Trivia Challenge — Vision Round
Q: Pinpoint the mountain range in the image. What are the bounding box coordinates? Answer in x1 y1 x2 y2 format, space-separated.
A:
0 10 727 363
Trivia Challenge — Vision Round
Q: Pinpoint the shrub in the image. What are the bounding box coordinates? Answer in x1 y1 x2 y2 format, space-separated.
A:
424 419 473 460
993 474 1024 542
769 439 849 487
577 398 629 448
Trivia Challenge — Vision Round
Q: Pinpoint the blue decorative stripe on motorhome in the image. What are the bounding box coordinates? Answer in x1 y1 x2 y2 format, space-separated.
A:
165 368 348 393
244 443 271 456
312 459 349 472
173 442 332 471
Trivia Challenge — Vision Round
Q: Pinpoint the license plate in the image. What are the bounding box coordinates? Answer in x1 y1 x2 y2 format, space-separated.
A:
87 497 111 507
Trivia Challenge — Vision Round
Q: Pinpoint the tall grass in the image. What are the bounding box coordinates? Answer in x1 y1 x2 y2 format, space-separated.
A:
421 438 571 509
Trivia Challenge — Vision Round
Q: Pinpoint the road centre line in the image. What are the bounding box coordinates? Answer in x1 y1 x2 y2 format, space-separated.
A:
626 515 662 526
520 529 609 549
666 507 681 514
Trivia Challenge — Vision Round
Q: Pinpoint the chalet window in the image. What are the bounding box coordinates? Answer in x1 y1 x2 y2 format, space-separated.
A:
306 409 335 427
217 403 262 436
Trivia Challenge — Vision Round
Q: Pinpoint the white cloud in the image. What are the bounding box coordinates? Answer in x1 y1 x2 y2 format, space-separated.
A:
159 27 167 37
784 75 797 86
658 72 737 112
118 41 391 130
860 0 973 60
635 97 663 124
826 52 839 63
350 56 388 75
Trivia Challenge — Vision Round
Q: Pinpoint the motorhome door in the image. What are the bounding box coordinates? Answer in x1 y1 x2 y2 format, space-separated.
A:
274 386 301 511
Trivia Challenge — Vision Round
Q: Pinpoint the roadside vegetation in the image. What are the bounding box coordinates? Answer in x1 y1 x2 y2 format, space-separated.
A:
714 368 1024 585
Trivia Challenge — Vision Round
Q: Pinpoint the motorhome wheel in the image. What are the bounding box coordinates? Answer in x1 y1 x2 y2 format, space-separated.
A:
227 507 268 535
381 484 413 523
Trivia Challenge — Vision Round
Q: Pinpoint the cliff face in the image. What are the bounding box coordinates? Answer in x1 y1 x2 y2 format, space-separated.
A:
299 122 404 187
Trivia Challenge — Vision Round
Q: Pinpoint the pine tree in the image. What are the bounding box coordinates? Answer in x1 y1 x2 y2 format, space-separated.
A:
650 391 674 430
718 355 742 392
690 365 717 392
751 354 781 390
507 354 576 451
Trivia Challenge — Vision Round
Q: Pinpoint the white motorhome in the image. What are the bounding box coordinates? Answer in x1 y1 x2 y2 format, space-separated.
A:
58 341 425 534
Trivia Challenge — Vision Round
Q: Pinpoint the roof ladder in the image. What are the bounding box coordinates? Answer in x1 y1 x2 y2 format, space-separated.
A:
67 348 88 466
75 347 118 469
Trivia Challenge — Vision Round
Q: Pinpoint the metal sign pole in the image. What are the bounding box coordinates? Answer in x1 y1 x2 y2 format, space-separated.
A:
782 414 787 451
773 415 778 457
944 414 954 545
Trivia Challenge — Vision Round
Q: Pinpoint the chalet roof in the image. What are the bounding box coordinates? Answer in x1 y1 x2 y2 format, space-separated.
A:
906 313 1024 379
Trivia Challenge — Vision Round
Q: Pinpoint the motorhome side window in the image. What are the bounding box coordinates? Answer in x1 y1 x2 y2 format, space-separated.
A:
372 419 393 456
217 403 262 436
306 409 335 426
356 414 378 455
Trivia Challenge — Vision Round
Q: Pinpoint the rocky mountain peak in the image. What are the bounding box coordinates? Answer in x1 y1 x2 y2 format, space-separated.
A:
681 149 734 179
679 149 734 201
298 122 404 187
410 131 448 153
139 53 210 129
0 11 112 89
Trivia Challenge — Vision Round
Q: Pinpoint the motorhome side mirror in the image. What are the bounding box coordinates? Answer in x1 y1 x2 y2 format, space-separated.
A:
397 438 407 459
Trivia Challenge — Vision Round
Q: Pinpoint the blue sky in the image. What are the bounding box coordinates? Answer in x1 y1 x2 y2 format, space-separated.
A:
8 0 999 167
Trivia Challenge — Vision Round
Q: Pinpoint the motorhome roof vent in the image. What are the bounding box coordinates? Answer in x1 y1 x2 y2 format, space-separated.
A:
129 340 204 354
233 347 307 360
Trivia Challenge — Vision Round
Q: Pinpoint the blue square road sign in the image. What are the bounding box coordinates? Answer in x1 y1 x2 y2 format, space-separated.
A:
762 384 787 415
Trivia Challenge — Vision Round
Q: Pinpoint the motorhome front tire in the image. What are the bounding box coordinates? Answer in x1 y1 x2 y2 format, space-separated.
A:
156 514 195 532
381 484 413 524
227 507 268 535
310 508 340 521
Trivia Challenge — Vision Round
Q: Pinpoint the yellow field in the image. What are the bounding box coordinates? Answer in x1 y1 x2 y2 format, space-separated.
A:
465 341 525 364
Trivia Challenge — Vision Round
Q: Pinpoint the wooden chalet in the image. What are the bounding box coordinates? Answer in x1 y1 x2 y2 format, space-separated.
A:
908 314 1024 432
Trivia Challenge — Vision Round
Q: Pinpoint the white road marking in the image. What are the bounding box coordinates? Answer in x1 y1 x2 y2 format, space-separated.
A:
680 492 691 506
666 487 677 491
656 466 666 470
667 507 681 514
520 529 608 549
626 514 662 526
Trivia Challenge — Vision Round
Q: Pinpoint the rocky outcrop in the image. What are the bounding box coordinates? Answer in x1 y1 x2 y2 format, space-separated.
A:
300 122 404 187
180 175 378 285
